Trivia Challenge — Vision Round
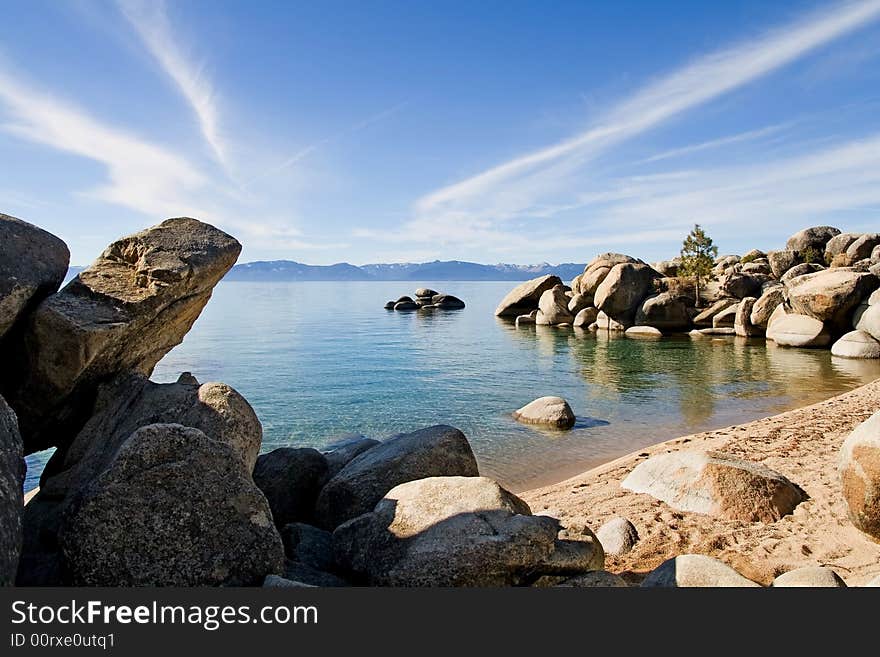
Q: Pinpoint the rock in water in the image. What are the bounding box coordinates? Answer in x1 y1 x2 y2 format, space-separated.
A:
840 411 880 541
18 372 262 585
750 286 785 327
712 304 739 328
314 425 478 529
641 555 760 587
7 217 241 454
693 298 738 327
0 395 24 585
414 288 438 298
594 263 658 322
634 292 690 331
735 297 762 337
595 517 639 557
495 275 562 317
59 424 283 586
432 294 466 309
831 331 880 359
785 269 878 326
0 213 69 341
513 396 576 429
573 307 598 328
786 226 841 253
622 450 805 522
856 304 880 341
253 448 328 528
567 293 593 315
772 567 847 587
332 476 603 586
537 286 574 325
625 326 662 338
322 436 380 479
769 314 831 348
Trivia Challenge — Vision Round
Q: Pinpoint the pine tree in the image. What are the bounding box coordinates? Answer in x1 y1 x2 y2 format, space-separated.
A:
679 224 718 308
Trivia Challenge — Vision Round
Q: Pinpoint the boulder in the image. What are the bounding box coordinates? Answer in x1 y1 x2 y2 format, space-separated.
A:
634 292 690 331
18 372 261 585
741 249 766 261
719 272 761 299
383 301 396 309
768 314 831 348
585 253 640 272
780 262 825 283
314 425 478 530
59 424 284 586
786 225 841 254
5 217 241 454
870 289 880 305
414 288 438 298
396 295 414 303
865 574 880 587
625 326 662 338
0 213 69 340
280 523 334 572
567 293 593 315
652 260 679 277
538 286 574 325
741 261 772 276
734 297 762 337
0 395 24 586
322 436 380 480
263 575 314 588
594 263 658 322
839 411 880 540
573 307 599 328
513 396 576 429
765 303 790 341
693 298 738 327
771 567 847 587
580 266 612 296
556 571 628 587
570 274 583 295
622 450 806 522
394 301 418 310
845 233 880 265
641 555 760 587
825 233 859 263
595 310 628 331
831 331 880 359
495 275 563 317
515 311 538 326
785 269 877 325
283 560 348 587
332 476 603 586
855 304 880 341
253 448 329 528
712 304 739 328
595 517 638 557
873 244 880 265
750 286 786 327
432 294 466 309
768 250 801 279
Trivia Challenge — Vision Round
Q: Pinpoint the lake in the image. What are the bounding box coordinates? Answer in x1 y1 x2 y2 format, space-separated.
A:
23 280 880 492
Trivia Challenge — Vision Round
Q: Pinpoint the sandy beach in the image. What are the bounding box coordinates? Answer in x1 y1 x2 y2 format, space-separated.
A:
521 376 880 586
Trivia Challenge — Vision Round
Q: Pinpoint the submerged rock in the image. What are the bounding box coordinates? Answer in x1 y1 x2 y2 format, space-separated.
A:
641 554 760 587
634 292 690 331
513 396 576 429
625 325 662 338
693 298 738 327
573 307 599 328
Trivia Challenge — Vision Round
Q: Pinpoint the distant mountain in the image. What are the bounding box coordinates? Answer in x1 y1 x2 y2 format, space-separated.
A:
225 259 586 282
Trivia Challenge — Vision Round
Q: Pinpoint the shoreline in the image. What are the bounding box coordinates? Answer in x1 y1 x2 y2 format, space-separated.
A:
521 376 880 586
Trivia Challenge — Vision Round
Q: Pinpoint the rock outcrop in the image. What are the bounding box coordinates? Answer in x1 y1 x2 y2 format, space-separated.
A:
495 275 562 317
0 395 24 586
512 396 576 429
839 411 880 541
537 286 574 325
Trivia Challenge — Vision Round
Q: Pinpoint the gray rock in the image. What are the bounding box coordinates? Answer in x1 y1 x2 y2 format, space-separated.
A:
396 295 414 304
5 217 241 455
855 304 880 341
720 272 762 299
785 269 877 326
765 303 790 341
839 410 880 541
770 313 831 348
383 301 396 309
595 310 628 331
432 294 466 309
634 292 691 331
780 262 825 283
750 286 786 327
280 523 334 571
595 263 658 322
332 476 603 586
0 213 69 341
322 436 380 479
513 396 576 429
693 298 738 327
556 571 628 587
253 448 328 528
394 301 418 310
314 425 478 530
572 307 599 328
641 555 761 587
283 560 349 587
263 574 315 588
825 233 860 263
567 293 594 315
595 517 639 557
845 233 880 265
772 566 847 587
580 266 612 296
538 285 574 325
712 304 740 328
831 330 880 359
768 250 801 279
495 275 563 317
59 424 284 586
414 288 438 298
741 261 772 276
0 395 24 586
786 226 841 254
622 450 806 522
515 310 538 326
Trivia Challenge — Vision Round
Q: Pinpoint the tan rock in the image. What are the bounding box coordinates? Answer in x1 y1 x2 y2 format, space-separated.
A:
770 314 831 348
831 330 880 359
839 410 880 541
641 554 761 587
495 275 563 317
513 396 576 429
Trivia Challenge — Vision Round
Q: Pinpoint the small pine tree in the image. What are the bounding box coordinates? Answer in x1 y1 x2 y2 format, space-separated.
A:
679 224 718 308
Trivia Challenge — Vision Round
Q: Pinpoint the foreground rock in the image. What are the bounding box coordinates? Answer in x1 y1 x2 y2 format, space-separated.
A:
622 450 806 522
253 448 328 528
625 325 662 337
595 517 639 557
831 331 880 359
332 476 603 586
18 372 262 585
0 213 69 340
495 275 562 317
314 425 478 529
6 217 241 454
513 396 576 429
59 424 283 586
641 554 761 587
0 395 24 585
769 313 831 348
772 566 846 587
839 411 880 541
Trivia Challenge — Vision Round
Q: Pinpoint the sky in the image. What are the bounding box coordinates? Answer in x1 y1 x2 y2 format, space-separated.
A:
2 0 880 266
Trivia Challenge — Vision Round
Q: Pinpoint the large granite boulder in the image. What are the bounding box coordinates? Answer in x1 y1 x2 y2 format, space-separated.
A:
580 266 611 296
556 571 629 587
767 314 831 348
825 233 859 264
786 226 841 254
280 523 334 572
768 250 800 279
855 304 880 341
780 262 825 283
750 286 786 327
332 476 603 586
314 425 478 530
18 372 261 585
641 555 760 587
537 286 574 325
594 263 658 322
839 411 880 541
495 275 563 317
0 213 69 341
573 307 599 328
831 331 880 359
253 448 329 528
734 297 762 337
719 272 762 299
634 292 691 331
712 304 739 328
322 436 380 480
567 293 593 315
5 217 241 454
622 450 806 522
785 269 877 326
59 423 283 586
845 233 880 265
513 396 576 429
0 395 24 586
693 298 738 327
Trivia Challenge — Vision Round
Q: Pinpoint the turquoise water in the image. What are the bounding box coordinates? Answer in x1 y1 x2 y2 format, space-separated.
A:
25 281 880 492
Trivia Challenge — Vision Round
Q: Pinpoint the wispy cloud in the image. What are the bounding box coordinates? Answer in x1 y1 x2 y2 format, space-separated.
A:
410 0 880 230
635 124 789 165
116 0 229 171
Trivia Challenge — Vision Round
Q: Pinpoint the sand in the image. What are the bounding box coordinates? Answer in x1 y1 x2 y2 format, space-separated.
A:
521 377 880 586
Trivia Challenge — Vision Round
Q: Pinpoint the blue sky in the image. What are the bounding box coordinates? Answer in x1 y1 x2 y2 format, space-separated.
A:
2 0 880 266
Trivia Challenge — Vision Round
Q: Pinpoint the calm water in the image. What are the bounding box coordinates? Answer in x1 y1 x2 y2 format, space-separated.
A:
24 281 880 492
